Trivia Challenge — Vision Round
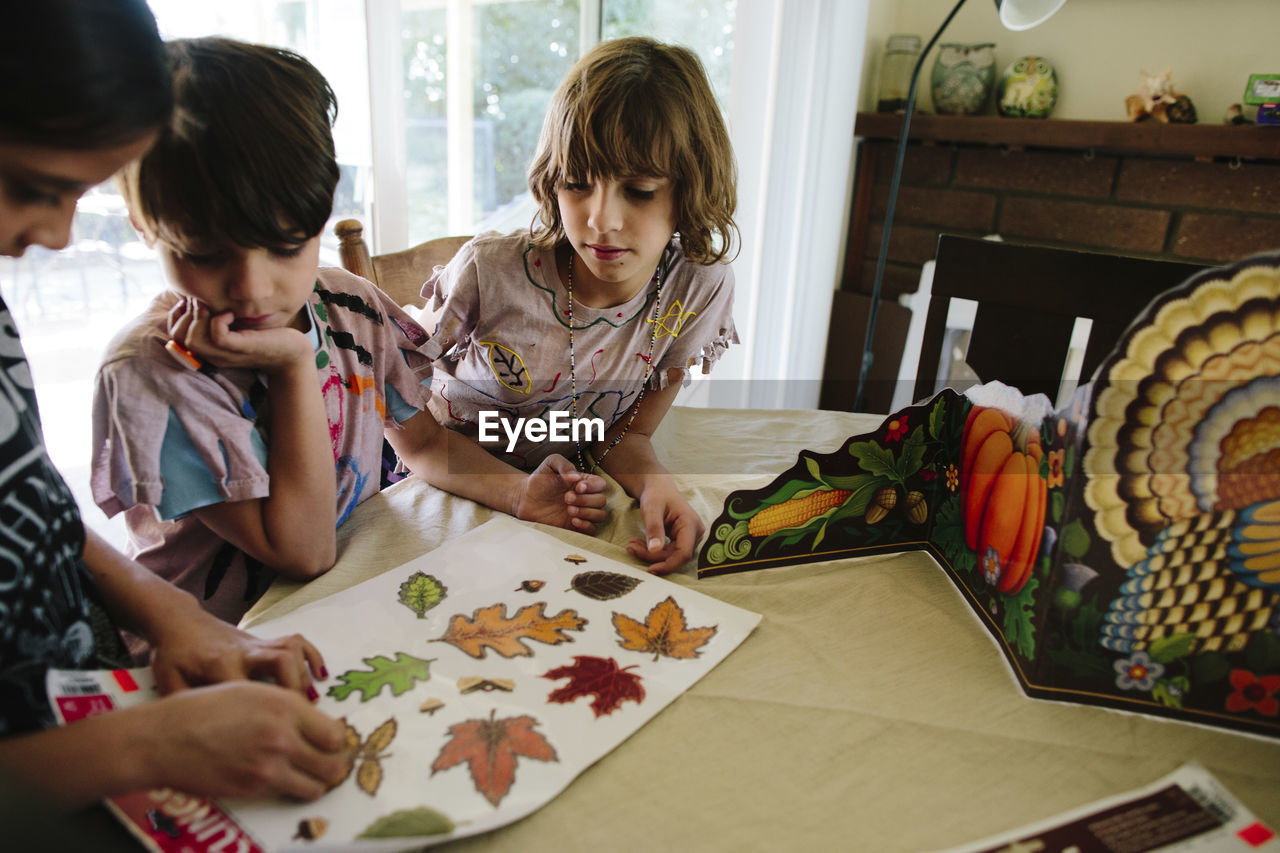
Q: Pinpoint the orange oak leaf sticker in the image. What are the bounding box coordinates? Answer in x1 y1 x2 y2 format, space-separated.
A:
543 655 645 717
433 602 587 659
613 596 717 661
431 709 558 807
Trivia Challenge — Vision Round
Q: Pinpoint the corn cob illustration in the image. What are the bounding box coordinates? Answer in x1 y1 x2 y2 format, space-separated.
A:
748 489 852 537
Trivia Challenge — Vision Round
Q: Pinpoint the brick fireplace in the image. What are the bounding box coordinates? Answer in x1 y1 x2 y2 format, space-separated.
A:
821 113 1280 412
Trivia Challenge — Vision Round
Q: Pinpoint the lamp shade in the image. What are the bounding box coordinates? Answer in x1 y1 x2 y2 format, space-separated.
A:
995 0 1067 30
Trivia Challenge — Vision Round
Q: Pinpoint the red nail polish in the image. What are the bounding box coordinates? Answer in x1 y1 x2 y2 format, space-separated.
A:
319 666 329 679
306 685 319 702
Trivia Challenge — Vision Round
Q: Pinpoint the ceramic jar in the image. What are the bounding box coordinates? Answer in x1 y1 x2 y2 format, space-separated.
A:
997 56 1058 118
930 43 996 115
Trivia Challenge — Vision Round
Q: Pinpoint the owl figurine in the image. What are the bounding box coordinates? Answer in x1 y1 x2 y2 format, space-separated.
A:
997 56 1058 118
930 43 997 115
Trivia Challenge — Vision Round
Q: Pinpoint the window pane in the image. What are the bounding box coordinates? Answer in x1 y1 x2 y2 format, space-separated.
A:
0 0 370 548
402 0 581 244
602 0 736 106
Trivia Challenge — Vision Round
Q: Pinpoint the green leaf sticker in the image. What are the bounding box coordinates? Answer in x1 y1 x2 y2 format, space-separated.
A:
358 806 454 839
329 652 434 702
399 571 448 619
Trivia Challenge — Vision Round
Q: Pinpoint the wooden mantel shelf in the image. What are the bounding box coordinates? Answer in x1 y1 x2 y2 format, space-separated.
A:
855 112 1280 161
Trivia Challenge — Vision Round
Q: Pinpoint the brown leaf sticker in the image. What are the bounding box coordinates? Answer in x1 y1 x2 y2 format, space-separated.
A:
430 709 558 807
433 602 587 659
569 570 642 601
543 655 645 717
331 717 398 796
613 596 717 661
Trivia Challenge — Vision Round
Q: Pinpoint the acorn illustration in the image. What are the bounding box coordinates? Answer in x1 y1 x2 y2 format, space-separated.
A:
865 486 897 524
294 818 329 841
904 490 928 524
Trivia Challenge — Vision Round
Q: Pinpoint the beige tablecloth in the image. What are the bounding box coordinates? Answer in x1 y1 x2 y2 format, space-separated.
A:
243 406 1280 852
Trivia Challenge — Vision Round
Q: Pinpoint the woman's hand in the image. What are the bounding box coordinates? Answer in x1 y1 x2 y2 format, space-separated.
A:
141 682 348 801
146 602 328 697
514 454 609 533
625 479 705 574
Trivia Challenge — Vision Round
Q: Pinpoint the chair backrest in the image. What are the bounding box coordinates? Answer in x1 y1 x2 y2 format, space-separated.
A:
913 234 1207 404
334 218 470 309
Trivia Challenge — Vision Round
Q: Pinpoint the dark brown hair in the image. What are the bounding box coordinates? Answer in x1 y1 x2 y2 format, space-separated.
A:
527 37 738 265
119 37 338 251
0 0 170 149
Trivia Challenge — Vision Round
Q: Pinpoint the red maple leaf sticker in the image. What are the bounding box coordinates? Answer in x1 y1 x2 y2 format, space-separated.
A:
430 709 558 807
542 655 646 717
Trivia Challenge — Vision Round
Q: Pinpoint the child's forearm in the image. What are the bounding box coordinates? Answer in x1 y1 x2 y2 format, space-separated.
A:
599 433 670 499
261 358 338 573
389 416 526 517
82 526 206 640
194 357 337 580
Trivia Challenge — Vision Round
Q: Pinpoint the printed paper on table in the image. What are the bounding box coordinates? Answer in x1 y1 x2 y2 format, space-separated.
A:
49 517 761 851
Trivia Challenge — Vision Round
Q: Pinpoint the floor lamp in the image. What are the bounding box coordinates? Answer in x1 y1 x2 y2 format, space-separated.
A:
851 0 1068 412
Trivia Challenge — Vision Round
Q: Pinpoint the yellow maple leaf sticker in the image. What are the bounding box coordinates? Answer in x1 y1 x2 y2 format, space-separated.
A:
434 602 587 659
612 596 717 661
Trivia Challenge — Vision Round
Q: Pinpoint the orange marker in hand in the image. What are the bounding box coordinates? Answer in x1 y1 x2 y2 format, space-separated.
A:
164 339 201 370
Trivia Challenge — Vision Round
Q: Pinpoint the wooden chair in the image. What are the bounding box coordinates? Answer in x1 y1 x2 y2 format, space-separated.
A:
912 234 1207 404
334 218 470 309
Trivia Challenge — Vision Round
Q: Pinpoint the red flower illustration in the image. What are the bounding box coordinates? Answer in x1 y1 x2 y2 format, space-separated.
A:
1225 669 1280 716
884 416 908 442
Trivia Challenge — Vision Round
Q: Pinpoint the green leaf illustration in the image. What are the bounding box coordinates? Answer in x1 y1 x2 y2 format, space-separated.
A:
929 398 945 440
1151 676 1189 709
894 426 926 480
1148 633 1195 664
399 571 448 619
1192 652 1231 685
1247 631 1280 672
358 806 455 839
1060 519 1091 559
329 652 434 702
849 440 897 480
1002 575 1038 660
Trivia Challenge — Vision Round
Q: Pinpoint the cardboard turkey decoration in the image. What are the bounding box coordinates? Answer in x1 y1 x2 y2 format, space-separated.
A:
698 251 1280 738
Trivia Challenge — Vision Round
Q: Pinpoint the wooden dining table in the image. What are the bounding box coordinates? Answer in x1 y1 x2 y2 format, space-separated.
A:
243 405 1280 852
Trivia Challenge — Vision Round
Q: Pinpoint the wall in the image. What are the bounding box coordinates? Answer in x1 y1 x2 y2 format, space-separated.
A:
862 0 1276 123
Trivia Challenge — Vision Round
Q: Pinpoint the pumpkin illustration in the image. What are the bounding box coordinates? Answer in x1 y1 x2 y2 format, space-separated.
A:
961 405 1047 594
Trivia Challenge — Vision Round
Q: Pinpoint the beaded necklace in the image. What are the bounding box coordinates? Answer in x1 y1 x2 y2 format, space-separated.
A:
566 251 665 472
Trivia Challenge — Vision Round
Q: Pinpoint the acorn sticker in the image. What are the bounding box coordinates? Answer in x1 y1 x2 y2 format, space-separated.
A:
294 818 329 841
